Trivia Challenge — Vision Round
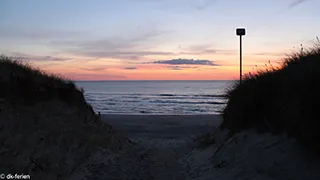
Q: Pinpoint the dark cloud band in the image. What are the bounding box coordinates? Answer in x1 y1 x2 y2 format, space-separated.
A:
152 58 218 66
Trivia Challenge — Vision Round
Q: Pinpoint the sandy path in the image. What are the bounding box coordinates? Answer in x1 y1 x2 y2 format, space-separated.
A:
66 115 221 180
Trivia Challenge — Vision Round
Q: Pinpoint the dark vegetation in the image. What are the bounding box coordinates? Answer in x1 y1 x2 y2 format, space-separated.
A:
0 55 89 108
221 40 320 151
0 55 127 179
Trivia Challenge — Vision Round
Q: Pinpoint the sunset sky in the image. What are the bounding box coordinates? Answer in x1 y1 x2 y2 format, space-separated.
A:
0 0 319 80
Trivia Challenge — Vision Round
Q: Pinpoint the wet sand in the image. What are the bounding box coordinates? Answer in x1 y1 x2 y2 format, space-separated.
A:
101 114 222 144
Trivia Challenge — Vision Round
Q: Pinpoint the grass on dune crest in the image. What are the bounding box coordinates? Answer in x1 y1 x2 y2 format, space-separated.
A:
221 39 320 152
0 55 88 107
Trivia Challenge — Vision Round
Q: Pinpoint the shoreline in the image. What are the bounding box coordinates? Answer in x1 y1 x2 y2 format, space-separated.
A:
101 114 222 125
100 113 222 115
100 114 222 144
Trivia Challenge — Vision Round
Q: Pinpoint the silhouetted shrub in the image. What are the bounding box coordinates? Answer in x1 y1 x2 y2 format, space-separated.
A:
221 42 320 151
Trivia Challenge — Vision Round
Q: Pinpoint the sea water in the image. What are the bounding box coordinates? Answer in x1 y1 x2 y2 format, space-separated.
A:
75 80 233 115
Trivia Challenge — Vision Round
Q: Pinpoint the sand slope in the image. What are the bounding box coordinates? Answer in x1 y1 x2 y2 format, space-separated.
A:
181 129 320 180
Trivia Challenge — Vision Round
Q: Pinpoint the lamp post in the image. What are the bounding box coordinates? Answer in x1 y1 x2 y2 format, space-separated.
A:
236 28 246 84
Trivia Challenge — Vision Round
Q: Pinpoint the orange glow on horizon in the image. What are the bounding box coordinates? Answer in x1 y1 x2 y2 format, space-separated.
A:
41 65 255 81
31 51 285 81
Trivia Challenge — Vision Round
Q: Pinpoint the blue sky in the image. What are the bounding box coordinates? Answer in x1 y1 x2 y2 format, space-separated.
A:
0 0 319 80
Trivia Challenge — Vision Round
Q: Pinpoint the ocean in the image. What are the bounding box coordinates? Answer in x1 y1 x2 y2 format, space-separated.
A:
75 80 233 115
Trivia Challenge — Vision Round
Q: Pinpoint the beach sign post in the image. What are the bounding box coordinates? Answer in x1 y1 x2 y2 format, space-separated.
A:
236 28 246 84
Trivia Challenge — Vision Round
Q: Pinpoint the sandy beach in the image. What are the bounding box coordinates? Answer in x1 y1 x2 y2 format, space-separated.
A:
67 115 221 180
102 114 221 143
67 114 320 180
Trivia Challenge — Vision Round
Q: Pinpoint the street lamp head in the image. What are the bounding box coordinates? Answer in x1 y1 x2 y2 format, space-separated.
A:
236 28 246 36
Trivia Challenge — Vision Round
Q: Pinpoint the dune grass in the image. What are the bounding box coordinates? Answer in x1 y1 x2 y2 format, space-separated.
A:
220 40 320 151
0 55 93 109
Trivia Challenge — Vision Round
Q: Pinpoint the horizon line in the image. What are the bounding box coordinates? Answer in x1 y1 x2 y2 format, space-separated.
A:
74 79 235 82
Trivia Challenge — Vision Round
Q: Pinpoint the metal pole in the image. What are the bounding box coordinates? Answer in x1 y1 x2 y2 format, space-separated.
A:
236 28 245 84
240 35 242 84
